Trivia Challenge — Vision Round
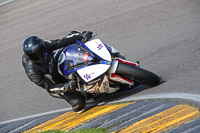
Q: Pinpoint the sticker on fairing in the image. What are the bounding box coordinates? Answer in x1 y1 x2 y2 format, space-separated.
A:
77 64 110 82
85 39 111 61
96 41 103 50
84 72 95 80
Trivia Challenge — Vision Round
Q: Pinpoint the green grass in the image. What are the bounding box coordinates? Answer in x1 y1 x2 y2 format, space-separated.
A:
41 128 109 133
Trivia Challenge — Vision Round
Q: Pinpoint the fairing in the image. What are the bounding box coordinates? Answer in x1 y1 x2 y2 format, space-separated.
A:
58 39 111 82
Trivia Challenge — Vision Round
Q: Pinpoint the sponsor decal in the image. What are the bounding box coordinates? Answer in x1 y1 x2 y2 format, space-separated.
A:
84 72 95 80
96 41 103 50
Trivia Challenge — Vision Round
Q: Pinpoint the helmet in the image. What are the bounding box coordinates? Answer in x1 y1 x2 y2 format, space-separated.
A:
23 36 44 61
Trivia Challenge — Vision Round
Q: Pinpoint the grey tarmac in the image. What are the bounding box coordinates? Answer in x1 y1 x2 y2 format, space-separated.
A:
0 0 200 126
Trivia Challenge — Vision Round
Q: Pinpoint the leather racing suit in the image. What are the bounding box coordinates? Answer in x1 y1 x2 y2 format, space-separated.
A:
22 31 88 112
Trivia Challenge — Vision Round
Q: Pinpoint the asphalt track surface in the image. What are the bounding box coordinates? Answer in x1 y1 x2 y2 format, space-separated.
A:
0 0 200 124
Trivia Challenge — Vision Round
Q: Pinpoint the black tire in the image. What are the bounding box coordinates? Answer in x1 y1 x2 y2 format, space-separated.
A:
116 62 160 87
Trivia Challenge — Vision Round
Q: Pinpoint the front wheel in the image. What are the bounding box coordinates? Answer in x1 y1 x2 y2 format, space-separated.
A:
116 62 160 87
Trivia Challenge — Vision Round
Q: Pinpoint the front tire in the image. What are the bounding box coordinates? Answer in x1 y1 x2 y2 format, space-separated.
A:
116 62 160 87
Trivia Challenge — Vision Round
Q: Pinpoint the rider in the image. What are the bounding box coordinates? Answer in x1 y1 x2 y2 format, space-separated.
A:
22 31 93 113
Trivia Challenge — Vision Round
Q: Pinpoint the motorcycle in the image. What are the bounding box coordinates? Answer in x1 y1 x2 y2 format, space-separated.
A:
56 36 160 100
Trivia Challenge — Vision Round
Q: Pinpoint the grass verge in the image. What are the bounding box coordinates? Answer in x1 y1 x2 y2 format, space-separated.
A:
41 128 109 133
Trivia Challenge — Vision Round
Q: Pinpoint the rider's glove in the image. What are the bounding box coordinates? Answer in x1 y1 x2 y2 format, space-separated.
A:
81 31 93 42
49 80 77 94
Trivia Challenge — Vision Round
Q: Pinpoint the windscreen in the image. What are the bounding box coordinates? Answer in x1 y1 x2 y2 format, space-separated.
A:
58 44 93 75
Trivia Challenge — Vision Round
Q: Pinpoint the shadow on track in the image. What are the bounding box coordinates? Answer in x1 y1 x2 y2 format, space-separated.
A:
85 77 165 110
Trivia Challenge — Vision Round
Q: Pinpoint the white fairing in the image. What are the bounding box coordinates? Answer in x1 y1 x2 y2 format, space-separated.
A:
77 39 112 82
77 64 110 82
85 39 111 61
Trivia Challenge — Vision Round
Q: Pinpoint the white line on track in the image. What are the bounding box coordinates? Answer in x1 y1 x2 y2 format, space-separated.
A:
0 107 71 125
108 93 200 104
0 0 13 6
1 92 200 125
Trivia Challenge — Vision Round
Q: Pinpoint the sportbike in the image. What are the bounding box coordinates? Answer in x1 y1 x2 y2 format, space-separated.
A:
56 36 160 100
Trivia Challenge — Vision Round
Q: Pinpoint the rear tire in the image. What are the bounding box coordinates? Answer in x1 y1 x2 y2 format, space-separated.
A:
116 62 160 87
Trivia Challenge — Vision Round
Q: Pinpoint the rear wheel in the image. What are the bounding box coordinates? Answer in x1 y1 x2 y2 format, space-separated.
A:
116 62 160 87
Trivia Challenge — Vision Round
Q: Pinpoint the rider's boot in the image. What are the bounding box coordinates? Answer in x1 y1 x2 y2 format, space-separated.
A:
59 92 86 113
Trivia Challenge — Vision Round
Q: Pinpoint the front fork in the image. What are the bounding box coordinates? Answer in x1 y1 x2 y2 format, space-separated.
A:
108 58 139 86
